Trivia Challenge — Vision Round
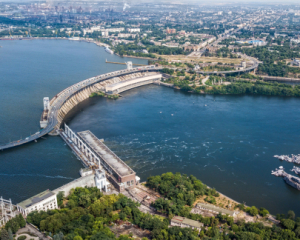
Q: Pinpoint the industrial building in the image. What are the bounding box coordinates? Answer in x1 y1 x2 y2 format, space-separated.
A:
196 202 237 217
17 190 57 216
170 216 203 232
77 130 138 192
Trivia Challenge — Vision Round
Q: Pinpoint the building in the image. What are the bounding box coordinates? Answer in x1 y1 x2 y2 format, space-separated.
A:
196 202 237 217
184 44 201 52
241 61 247 68
17 190 57 216
291 58 300 67
178 30 186 35
95 169 108 192
166 27 176 34
127 28 140 33
77 130 138 192
79 168 93 177
102 31 109 37
118 33 137 38
171 216 203 232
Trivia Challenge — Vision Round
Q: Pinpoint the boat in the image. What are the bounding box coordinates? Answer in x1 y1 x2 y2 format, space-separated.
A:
291 166 300 175
284 175 300 190
105 47 114 54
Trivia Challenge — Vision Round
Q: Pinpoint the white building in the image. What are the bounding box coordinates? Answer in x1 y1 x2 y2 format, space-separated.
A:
95 169 108 192
102 31 109 37
241 61 247 68
127 28 140 33
79 168 93 177
17 190 57 216
118 33 136 38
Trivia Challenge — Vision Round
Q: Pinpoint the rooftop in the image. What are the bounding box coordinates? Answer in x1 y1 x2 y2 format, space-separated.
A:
171 216 203 228
106 72 160 92
18 189 55 209
196 202 235 216
78 130 135 177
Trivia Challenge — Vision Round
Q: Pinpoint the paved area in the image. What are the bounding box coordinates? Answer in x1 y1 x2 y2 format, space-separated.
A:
17 224 48 240
202 76 210 85
15 233 39 240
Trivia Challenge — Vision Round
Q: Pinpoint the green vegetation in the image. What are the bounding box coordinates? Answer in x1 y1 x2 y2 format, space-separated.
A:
147 173 300 240
107 94 119 100
148 173 220 217
4 214 26 233
113 43 156 58
203 79 300 97
24 187 200 240
161 68 174 75
166 73 300 97
89 91 105 98
1 173 300 239
17 236 26 240
240 45 300 77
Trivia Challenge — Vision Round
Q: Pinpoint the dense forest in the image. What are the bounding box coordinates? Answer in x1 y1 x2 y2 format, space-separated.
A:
240 45 300 77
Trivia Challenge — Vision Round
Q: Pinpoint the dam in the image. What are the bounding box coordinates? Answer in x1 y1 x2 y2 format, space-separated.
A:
0 63 162 151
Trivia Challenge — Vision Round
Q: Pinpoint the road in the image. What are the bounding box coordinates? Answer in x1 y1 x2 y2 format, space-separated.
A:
0 66 162 151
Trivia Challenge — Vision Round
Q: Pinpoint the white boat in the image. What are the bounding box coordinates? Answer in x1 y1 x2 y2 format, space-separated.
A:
105 47 114 54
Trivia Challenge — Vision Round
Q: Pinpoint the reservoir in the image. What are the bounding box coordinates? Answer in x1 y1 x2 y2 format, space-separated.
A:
1 40 300 215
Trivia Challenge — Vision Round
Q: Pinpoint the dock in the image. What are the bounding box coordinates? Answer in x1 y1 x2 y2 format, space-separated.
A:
105 60 147 66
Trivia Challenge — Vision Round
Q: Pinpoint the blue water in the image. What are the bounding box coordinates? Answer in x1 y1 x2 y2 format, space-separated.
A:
66 86 300 215
0 39 147 201
0 39 300 215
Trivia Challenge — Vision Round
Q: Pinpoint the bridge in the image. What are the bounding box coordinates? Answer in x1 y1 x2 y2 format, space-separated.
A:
0 65 162 151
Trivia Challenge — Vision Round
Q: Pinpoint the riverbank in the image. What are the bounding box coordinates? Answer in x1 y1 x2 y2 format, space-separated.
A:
114 52 157 60
160 75 300 98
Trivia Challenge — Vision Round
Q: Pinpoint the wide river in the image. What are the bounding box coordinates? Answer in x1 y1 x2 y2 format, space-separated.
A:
0 40 300 215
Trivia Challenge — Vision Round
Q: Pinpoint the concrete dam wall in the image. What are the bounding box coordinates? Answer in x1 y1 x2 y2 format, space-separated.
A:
57 72 159 126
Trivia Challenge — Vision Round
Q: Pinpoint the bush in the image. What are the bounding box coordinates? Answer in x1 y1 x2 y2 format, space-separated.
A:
259 207 269 217
17 236 26 240
246 206 259 216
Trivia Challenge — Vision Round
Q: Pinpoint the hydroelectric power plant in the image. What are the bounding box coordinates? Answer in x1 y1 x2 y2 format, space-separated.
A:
1 40 300 215
0 63 162 201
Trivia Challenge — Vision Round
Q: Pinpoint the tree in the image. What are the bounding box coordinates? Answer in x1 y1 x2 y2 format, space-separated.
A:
259 207 269 217
0 229 9 240
246 206 258 216
7 229 13 240
57 192 65 208
232 224 239 232
17 214 26 228
73 236 83 240
281 219 295 230
287 210 296 220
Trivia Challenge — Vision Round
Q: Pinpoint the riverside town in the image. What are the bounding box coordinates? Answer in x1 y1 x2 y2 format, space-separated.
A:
1 0 300 240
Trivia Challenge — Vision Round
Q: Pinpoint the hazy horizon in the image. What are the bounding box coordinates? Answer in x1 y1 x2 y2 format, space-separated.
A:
0 0 300 5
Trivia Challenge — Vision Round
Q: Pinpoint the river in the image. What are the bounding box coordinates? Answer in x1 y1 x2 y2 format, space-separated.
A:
0 39 300 215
